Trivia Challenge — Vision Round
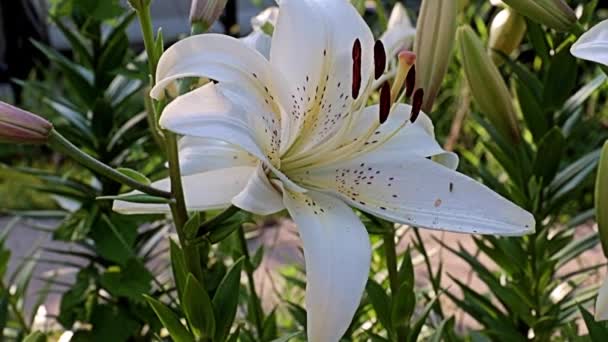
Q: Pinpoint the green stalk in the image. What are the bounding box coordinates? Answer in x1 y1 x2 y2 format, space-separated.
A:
237 226 265 339
134 2 203 281
47 129 171 199
413 228 444 319
383 229 405 341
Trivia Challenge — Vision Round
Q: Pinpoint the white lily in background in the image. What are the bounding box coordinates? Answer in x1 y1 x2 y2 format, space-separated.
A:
596 277 608 321
114 0 534 340
380 2 416 57
240 6 278 59
571 19 608 66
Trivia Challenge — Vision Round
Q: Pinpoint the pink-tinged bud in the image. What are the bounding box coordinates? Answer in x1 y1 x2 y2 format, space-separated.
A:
190 0 228 29
0 101 53 144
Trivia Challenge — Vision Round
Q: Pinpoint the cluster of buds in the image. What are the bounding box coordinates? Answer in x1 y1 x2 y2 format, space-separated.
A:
0 101 52 144
501 0 576 32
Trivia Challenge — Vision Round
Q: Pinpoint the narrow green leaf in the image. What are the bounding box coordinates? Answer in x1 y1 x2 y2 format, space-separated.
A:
543 43 578 110
268 331 304 342
170 240 188 301
580 306 608 341
366 279 393 334
144 295 194 342
391 282 415 329
117 168 151 185
430 316 454 342
97 194 172 204
596 141 608 258
183 213 201 240
183 274 216 339
533 127 565 185
23 331 46 342
212 258 244 342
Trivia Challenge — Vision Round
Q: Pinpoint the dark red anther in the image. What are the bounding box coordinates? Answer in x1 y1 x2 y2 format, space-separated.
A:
352 38 362 99
379 81 391 124
405 65 416 98
374 40 386 80
410 88 424 123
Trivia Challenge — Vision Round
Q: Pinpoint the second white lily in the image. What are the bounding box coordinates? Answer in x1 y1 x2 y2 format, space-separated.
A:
114 0 535 340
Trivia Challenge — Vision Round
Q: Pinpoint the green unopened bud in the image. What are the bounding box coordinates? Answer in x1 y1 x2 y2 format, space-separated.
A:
127 0 151 11
489 8 527 65
458 26 520 143
413 0 458 112
596 141 608 258
189 0 228 31
501 0 576 32
0 101 53 144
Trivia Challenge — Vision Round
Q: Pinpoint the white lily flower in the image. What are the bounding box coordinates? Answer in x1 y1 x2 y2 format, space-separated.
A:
240 7 279 59
571 19 608 66
114 0 534 340
380 2 416 57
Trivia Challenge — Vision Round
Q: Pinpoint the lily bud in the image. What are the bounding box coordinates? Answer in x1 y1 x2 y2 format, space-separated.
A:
458 26 520 143
413 0 458 112
127 0 151 11
489 8 527 65
0 101 52 144
501 0 576 32
596 141 608 258
189 0 228 30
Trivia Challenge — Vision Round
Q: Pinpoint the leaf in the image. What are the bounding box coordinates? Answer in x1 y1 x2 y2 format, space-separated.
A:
91 214 138 265
252 245 265 269
116 168 151 185
268 331 304 342
23 331 47 342
100 258 152 301
212 258 244 342
97 194 172 204
557 73 607 123
183 213 201 240
596 141 608 257
526 21 549 64
580 306 608 341
144 295 194 342
51 18 93 67
397 249 414 293
515 79 548 142
183 274 216 339
430 316 455 342
90 304 140 342
391 282 415 329
170 240 188 301
533 127 565 185
366 279 393 336
53 208 95 241
543 43 578 110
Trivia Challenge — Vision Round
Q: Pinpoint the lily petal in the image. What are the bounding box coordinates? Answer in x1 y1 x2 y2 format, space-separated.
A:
596 277 608 321
272 0 374 155
179 136 257 176
160 82 281 166
298 155 534 236
112 166 255 214
571 19 608 66
232 163 284 215
240 30 272 59
283 189 370 342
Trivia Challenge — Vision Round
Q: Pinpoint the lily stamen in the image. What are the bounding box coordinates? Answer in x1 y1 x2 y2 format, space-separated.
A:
374 40 387 80
411 88 424 123
391 50 416 103
379 81 391 124
352 38 362 99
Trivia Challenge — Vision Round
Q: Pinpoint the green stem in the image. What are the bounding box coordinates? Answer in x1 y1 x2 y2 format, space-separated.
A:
196 205 240 238
383 231 399 296
135 5 157 81
47 130 171 199
134 2 203 281
237 225 264 339
413 228 444 318
383 229 405 341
